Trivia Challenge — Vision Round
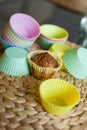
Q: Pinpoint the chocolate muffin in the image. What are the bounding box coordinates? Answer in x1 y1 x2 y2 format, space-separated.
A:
31 52 58 68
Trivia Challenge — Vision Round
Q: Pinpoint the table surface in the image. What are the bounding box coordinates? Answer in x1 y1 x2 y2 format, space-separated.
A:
0 40 87 130
49 0 87 14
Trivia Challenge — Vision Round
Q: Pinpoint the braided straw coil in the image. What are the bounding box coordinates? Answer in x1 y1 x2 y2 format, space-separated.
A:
0 40 87 130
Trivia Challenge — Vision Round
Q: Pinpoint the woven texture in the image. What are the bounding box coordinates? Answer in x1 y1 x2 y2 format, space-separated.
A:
0 40 87 130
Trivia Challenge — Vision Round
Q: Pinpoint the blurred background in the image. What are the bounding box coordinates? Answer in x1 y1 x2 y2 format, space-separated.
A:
0 0 83 42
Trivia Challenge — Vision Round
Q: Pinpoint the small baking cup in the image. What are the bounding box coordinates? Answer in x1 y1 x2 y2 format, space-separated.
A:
40 34 68 43
9 13 40 40
3 29 33 47
64 48 87 79
3 23 35 45
0 35 32 50
40 35 57 50
0 47 30 76
40 24 69 41
49 43 71 70
39 78 80 116
27 50 63 79
49 43 71 57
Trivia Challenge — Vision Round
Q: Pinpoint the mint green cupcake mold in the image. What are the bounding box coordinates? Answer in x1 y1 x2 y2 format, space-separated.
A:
64 47 87 79
0 47 30 76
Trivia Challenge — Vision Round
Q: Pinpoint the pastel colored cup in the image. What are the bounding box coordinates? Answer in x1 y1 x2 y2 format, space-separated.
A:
49 43 71 69
9 13 40 40
0 47 30 76
3 22 35 45
40 24 69 49
40 35 67 50
40 35 56 49
40 24 69 41
0 35 17 48
0 35 32 50
39 79 80 116
64 47 87 79
27 50 63 79
49 43 71 57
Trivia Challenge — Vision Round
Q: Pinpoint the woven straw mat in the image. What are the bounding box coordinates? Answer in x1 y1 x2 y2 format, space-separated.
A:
0 40 87 130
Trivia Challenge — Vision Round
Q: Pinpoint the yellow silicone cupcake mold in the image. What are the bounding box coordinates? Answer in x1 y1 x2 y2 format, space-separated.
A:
39 79 80 116
49 43 71 70
49 43 71 57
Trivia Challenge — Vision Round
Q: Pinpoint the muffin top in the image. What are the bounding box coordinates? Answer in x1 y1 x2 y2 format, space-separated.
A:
31 52 58 68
